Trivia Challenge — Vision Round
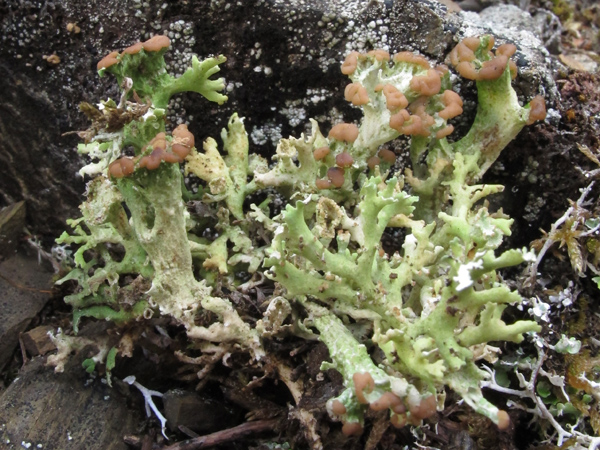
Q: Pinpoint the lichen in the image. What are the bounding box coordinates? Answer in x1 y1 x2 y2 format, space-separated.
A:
56 34 549 440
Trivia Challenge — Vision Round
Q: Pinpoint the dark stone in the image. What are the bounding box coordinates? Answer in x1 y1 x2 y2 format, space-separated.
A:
0 63 84 240
0 357 140 450
0 251 52 371
0 201 26 260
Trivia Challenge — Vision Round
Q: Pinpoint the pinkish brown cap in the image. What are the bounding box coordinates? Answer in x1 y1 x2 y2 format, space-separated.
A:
123 42 144 55
142 35 171 52
97 51 120 70
328 123 359 143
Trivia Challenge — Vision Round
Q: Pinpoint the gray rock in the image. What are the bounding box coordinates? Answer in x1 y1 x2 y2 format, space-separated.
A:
479 4 537 31
0 0 556 239
0 251 52 371
0 357 139 450
531 9 562 54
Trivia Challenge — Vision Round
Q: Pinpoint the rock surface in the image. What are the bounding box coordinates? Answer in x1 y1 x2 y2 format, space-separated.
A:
0 251 52 371
0 202 26 259
0 357 139 450
0 0 558 241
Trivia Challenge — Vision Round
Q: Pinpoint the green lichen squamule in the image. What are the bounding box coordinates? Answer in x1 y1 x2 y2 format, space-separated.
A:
58 34 546 436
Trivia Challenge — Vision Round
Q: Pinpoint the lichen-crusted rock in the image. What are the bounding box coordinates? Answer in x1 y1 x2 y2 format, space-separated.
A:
0 0 557 240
